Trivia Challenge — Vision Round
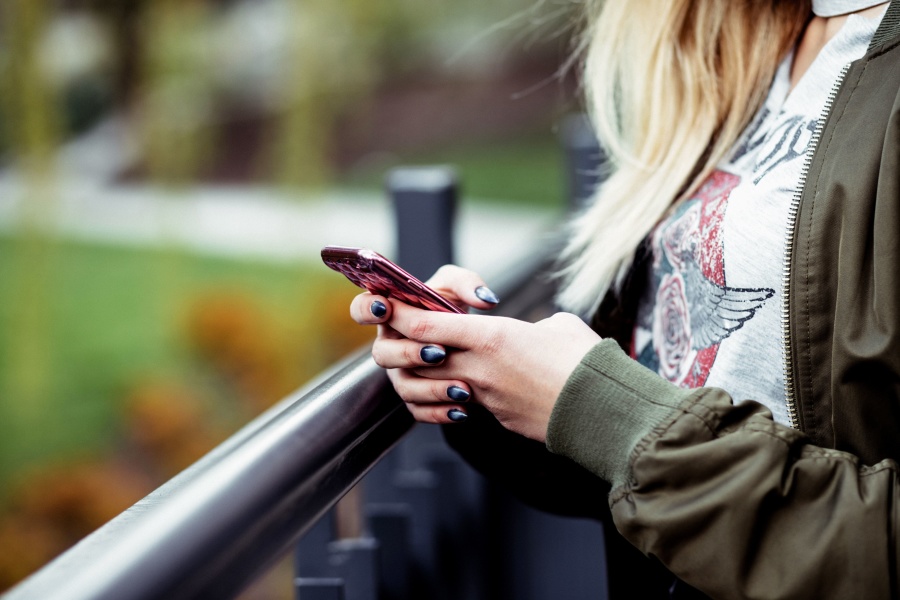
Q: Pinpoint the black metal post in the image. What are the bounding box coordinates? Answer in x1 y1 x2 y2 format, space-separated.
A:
295 578 345 600
366 505 411 600
326 538 379 600
387 166 457 280
561 113 606 211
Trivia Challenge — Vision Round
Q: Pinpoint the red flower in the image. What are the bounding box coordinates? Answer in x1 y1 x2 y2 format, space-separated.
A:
652 273 697 384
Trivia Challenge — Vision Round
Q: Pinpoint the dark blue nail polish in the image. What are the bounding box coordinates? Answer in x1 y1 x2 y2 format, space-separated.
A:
447 385 470 401
370 300 387 318
475 286 500 304
420 345 446 364
447 408 468 422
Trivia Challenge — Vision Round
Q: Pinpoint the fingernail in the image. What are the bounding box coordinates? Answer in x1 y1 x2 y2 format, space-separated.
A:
475 286 500 304
370 300 387 318
420 345 446 364
447 408 468 422
447 385 470 401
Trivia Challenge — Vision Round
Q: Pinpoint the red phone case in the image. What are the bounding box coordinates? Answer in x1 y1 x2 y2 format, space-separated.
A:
321 246 465 314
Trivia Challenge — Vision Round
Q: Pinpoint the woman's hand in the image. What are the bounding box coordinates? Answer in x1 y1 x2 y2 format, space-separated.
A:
350 265 501 423
350 266 600 442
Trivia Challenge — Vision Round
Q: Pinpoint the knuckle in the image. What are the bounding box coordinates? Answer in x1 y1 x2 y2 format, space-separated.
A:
476 319 508 355
370 343 387 367
408 316 433 341
404 402 441 424
403 343 422 366
432 382 450 402
470 368 495 395
429 405 449 423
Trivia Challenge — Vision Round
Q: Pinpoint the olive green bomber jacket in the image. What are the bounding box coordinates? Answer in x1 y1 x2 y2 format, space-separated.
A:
543 5 900 599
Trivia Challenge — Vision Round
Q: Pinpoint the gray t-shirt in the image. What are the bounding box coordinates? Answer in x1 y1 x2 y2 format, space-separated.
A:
631 12 882 425
813 0 887 17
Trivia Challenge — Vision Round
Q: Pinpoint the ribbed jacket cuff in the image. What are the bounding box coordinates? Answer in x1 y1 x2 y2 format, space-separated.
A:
546 339 694 488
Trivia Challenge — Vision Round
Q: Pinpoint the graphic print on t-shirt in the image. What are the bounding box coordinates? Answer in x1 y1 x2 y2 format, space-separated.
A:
633 171 775 388
731 107 819 185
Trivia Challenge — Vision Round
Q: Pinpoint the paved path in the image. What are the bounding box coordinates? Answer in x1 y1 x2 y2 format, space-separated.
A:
0 117 563 278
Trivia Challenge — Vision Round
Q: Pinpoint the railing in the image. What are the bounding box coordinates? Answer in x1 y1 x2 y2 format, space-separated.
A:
3 352 407 600
3 115 604 600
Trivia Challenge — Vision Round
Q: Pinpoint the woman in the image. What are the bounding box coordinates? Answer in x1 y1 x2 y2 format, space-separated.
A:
351 1 900 598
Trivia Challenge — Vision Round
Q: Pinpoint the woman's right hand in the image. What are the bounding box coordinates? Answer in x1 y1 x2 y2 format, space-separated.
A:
349 264 501 422
351 267 599 439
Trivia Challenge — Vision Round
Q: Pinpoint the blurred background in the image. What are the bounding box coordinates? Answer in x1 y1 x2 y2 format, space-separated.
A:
0 0 583 594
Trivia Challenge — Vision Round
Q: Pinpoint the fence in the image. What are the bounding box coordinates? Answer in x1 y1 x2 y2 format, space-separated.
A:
3 115 605 600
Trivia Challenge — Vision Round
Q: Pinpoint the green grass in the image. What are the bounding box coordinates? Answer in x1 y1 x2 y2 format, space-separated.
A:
340 131 568 208
0 235 339 484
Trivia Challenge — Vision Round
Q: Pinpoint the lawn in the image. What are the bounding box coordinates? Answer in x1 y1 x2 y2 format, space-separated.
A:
0 234 362 487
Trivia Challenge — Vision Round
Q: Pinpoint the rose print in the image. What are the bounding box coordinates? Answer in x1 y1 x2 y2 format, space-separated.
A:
652 272 696 384
636 169 760 389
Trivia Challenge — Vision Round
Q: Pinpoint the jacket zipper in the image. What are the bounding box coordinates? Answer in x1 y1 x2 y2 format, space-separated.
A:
781 64 849 430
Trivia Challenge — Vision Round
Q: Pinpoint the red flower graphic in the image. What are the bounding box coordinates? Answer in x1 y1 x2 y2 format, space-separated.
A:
652 272 696 384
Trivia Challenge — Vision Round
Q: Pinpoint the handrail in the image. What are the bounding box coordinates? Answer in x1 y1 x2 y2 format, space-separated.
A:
4 353 408 600
3 236 561 600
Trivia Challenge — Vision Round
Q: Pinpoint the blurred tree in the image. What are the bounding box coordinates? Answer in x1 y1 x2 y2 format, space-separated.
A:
137 0 216 185
0 0 61 448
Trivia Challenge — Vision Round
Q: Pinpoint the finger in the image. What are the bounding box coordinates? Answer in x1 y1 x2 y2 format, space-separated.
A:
388 370 470 424
372 337 449 369
350 292 392 325
388 368 472 403
387 300 501 350
405 402 470 424
427 265 500 309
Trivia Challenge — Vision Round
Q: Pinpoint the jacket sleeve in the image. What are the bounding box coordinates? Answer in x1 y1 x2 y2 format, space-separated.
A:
546 339 900 600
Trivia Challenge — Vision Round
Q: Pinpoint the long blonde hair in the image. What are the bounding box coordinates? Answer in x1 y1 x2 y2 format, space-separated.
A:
557 0 810 316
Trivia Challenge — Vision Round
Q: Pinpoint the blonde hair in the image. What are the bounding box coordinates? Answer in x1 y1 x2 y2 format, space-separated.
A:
557 0 810 316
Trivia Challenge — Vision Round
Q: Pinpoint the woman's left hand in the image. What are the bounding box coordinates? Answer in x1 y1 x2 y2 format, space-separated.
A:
373 300 601 442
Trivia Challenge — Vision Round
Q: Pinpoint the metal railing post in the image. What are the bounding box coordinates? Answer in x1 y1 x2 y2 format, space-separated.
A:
295 578 345 600
383 166 475 599
366 505 411 600
325 539 379 600
387 166 457 281
295 165 467 600
561 113 605 211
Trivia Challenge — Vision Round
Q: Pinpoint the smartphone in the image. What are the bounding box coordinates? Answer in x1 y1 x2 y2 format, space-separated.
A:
321 245 465 314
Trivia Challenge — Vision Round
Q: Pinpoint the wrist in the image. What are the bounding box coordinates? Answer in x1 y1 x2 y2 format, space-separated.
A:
546 339 693 487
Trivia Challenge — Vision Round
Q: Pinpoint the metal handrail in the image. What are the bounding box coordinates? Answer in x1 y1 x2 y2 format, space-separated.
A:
3 237 560 600
4 353 408 600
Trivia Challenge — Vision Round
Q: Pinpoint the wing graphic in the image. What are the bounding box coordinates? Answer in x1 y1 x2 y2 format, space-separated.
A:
683 262 775 349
